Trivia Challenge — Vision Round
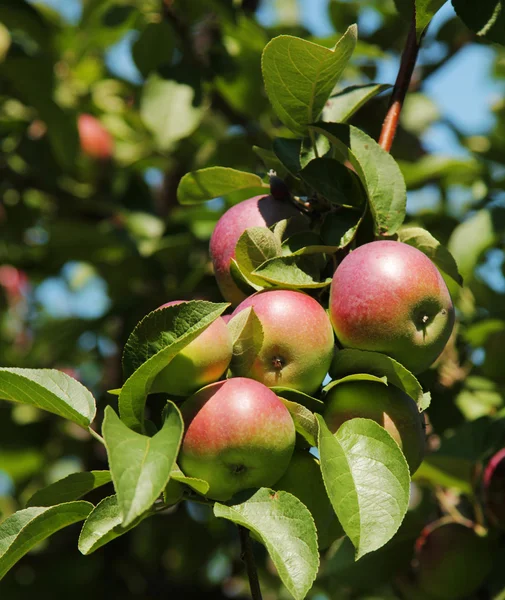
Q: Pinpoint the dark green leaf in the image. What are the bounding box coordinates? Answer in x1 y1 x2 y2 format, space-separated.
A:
132 21 174 77
215 488 319 600
320 208 363 249
299 157 363 206
452 0 505 45
393 0 447 38
27 471 111 508
0 502 93 580
323 84 391 123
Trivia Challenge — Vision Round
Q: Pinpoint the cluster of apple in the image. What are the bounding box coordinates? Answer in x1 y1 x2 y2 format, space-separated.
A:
150 191 457 549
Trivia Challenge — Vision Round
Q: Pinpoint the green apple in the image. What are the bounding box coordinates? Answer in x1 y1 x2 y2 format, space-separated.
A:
323 379 425 474
178 377 296 501
329 241 455 374
274 450 343 549
151 300 232 397
229 289 335 395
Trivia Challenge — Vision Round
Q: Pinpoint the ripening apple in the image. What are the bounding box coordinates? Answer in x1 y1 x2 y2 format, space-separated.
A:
77 113 114 160
151 301 232 396
178 378 296 501
329 241 455 374
414 519 494 600
274 450 343 549
482 448 505 529
209 195 304 306
229 289 335 395
323 379 425 474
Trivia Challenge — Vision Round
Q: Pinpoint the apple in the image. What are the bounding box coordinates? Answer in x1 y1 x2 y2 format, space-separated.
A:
323 379 425 474
482 448 505 529
414 519 494 599
274 450 343 549
229 289 335 395
209 195 303 306
77 113 114 160
178 378 296 501
329 241 455 374
151 301 232 397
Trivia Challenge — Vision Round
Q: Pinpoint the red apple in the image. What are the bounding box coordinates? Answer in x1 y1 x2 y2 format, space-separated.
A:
229 289 335 395
482 448 505 529
323 379 425 474
151 300 232 396
329 241 455 374
178 378 296 501
414 519 494 599
78 114 114 160
209 195 303 306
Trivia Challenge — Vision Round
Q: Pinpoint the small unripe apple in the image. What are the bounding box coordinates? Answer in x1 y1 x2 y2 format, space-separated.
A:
274 450 343 549
482 448 505 529
209 195 303 306
179 378 296 501
329 241 455 374
323 380 425 474
151 301 232 397
414 519 494 599
77 114 114 160
229 289 335 395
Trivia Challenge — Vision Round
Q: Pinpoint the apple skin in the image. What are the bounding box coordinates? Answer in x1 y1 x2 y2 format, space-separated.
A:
178 378 296 501
209 195 303 306
323 380 425 474
77 114 114 160
273 450 343 549
329 241 455 374
414 519 494 600
151 301 232 397
229 289 335 395
482 448 505 529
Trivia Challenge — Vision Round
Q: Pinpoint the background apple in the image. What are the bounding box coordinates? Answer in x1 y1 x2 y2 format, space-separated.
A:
179 377 296 501
229 289 335 394
209 194 303 306
323 379 425 474
329 241 455 374
151 300 232 397
414 519 494 599
274 449 343 549
77 113 114 160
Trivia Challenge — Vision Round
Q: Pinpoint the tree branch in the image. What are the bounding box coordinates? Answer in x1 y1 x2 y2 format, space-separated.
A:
379 20 422 152
238 526 263 600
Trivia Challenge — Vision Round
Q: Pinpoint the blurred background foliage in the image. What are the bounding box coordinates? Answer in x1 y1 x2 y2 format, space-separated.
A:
1 0 505 598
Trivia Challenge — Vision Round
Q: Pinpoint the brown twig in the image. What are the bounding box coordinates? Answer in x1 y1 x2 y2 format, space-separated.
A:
238 526 263 600
379 20 422 152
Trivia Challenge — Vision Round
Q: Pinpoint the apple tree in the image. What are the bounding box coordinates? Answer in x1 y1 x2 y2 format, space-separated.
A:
1 1 505 599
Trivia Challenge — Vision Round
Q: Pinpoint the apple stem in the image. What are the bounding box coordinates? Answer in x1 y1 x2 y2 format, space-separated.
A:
238 525 263 600
378 19 422 152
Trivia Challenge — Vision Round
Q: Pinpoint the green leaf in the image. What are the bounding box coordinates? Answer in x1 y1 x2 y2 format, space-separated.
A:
252 146 289 179
329 349 425 408
311 123 406 236
299 157 364 207
0 368 96 428
119 301 227 431
271 387 324 412
272 137 328 175
177 167 266 205
320 208 363 249
27 471 112 508
452 0 505 45
228 307 265 374
279 398 318 447
78 495 148 555
323 373 388 394
229 258 266 293
170 465 209 496
215 488 319 600
103 403 183 527
132 21 174 77
323 84 391 123
262 25 357 135
253 255 332 289
317 416 410 559
393 0 447 39
140 75 204 149
235 226 281 285
397 226 463 286
0 502 93 580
